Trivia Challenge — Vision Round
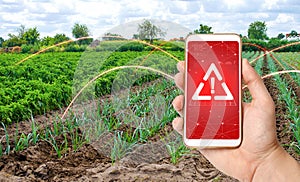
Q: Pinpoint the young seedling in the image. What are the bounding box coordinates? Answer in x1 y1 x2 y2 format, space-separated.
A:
166 138 190 164
1 122 10 155
110 132 135 163
31 118 39 145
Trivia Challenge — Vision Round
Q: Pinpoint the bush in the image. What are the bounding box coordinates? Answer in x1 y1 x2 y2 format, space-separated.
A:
117 42 145 52
21 44 34 53
65 44 87 52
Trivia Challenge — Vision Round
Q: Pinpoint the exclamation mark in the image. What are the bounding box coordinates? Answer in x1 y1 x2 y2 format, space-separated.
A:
211 77 215 94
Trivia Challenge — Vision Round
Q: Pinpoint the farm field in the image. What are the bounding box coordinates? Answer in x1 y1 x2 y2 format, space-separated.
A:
0 41 299 181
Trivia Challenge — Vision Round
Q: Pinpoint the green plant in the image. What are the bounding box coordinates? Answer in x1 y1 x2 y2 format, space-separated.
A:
166 138 190 164
1 122 10 155
267 56 300 153
46 131 68 158
70 128 85 152
110 132 135 163
15 133 32 152
31 118 39 144
0 144 2 157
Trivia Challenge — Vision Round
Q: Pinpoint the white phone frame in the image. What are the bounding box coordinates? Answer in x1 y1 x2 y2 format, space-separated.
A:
184 34 242 148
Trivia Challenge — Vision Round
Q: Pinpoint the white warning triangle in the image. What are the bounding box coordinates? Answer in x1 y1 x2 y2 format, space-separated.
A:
192 63 233 101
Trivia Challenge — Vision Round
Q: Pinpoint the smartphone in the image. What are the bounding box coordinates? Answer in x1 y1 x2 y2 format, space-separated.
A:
184 34 242 148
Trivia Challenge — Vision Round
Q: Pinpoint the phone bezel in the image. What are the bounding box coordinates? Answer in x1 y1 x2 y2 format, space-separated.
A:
184 33 242 148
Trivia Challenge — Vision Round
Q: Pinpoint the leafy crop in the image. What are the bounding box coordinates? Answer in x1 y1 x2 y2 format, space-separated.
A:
0 41 299 165
267 55 300 152
0 49 183 124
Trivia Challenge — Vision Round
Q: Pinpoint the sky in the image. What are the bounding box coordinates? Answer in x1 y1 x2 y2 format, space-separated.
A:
0 0 299 40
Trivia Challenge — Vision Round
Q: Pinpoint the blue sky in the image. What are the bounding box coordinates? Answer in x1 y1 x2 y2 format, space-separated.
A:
0 0 299 40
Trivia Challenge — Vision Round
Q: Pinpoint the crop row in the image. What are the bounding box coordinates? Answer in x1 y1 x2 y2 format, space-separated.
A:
275 52 300 69
0 78 188 164
274 52 300 86
0 50 183 124
267 55 300 153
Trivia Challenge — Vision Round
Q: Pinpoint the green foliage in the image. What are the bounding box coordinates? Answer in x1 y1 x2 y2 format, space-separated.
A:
117 42 145 52
40 36 55 46
71 23 92 45
138 20 166 44
268 38 284 50
1 123 10 155
22 27 40 45
0 37 4 47
277 33 285 40
193 24 213 34
0 49 182 124
103 33 125 41
21 44 40 53
72 23 90 38
94 40 184 52
241 38 300 52
289 30 298 37
267 55 300 153
247 21 268 40
166 138 190 164
2 34 26 47
0 52 81 124
110 132 135 163
65 44 87 52
53 33 70 44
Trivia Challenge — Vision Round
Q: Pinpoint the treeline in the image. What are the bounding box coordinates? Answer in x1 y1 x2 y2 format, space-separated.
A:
242 38 300 52
0 23 93 53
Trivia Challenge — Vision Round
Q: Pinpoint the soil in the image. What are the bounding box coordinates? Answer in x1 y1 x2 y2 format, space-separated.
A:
0 55 299 181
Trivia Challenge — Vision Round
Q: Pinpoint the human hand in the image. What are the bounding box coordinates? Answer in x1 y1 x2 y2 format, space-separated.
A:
172 59 300 181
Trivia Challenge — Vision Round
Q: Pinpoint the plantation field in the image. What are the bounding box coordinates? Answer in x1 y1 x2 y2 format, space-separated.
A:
0 41 299 181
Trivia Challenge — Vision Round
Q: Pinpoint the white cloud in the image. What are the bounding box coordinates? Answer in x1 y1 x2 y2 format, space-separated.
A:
247 13 270 19
274 14 294 24
0 0 299 39
222 0 245 10
266 13 298 36
262 0 283 10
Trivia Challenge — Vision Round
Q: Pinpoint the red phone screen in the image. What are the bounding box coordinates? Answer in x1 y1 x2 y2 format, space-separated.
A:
186 40 240 140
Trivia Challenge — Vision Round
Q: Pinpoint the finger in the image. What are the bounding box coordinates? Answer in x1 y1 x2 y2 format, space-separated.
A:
177 61 185 73
242 59 273 107
174 72 184 91
172 95 184 116
172 117 183 135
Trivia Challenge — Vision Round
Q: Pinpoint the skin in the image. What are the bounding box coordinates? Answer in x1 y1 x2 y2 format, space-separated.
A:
172 59 300 181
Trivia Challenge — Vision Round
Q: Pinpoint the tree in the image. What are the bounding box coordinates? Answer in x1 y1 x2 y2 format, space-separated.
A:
0 37 4 47
71 23 92 44
72 23 90 38
277 33 285 39
247 21 268 40
138 20 166 44
132 34 139 39
103 32 124 40
53 33 70 44
290 30 298 37
2 34 26 47
17 25 26 38
193 24 213 34
41 36 55 46
22 27 40 45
